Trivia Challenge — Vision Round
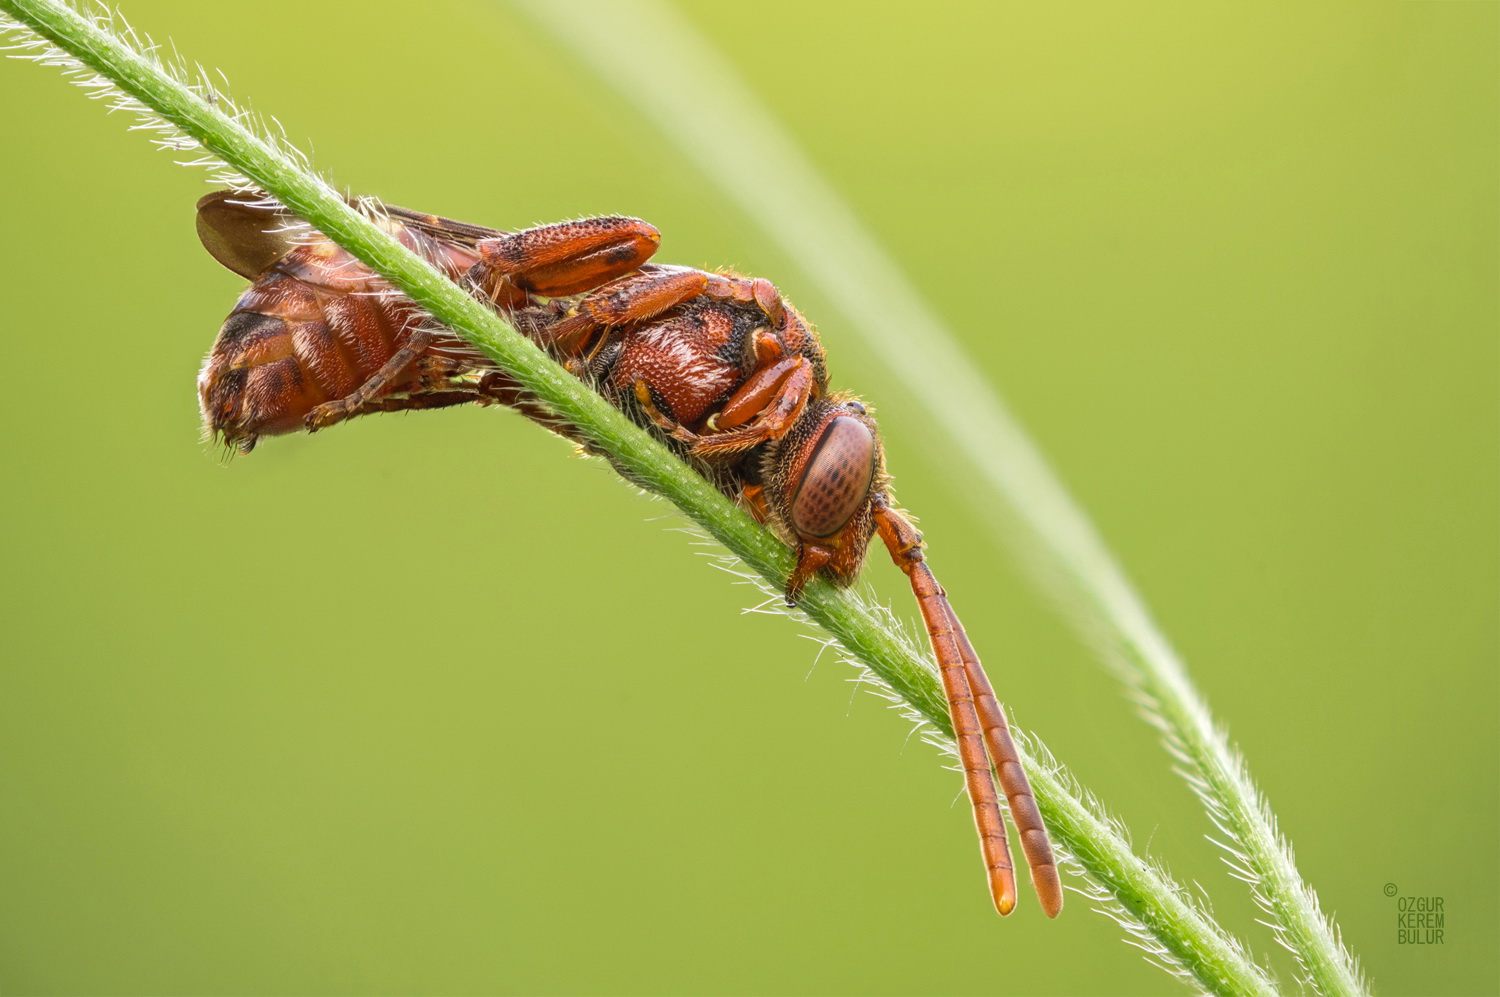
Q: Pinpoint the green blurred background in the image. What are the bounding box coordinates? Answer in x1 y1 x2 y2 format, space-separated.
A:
1 1 1494 994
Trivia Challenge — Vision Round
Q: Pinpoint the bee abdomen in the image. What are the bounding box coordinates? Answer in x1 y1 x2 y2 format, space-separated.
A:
200 260 419 447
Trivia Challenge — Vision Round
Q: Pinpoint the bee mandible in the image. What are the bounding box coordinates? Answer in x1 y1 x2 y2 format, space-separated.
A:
195 190 1063 918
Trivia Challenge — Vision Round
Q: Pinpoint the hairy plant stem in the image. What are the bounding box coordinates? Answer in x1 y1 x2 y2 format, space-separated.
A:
509 3 1367 995
1 1 1279 993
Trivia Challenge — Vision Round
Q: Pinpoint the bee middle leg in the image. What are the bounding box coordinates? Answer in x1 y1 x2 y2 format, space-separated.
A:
689 357 815 460
631 379 701 446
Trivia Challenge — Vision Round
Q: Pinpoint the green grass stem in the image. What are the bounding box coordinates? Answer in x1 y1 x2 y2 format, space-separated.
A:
0 1 1281 992
508 3 1367 994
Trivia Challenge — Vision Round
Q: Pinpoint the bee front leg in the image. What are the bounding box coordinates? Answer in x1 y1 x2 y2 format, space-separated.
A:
784 543 833 607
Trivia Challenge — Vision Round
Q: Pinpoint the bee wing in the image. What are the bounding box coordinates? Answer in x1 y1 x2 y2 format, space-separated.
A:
195 190 303 279
373 203 508 248
196 191 511 280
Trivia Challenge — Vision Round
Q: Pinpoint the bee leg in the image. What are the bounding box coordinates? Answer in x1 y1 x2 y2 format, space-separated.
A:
332 388 495 418
710 357 805 430
469 216 662 307
702 274 788 329
475 370 526 407
738 484 771 524
689 357 814 460
546 268 710 355
476 371 568 430
632 379 700 444
784 543 833 606
306 329 435 433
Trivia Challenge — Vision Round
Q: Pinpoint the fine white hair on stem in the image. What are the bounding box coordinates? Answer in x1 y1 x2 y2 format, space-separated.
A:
702 542 1272 996
675 505 1271 995
2 2 1279 993
506 3 1367 995
0 0 305 193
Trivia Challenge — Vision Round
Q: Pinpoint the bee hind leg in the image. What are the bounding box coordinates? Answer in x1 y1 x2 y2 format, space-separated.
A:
305 330 436 433
331 388 496 420
469 216 663 308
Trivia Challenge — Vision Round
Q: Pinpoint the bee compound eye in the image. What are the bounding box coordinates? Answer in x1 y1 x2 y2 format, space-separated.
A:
791 416 876 539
